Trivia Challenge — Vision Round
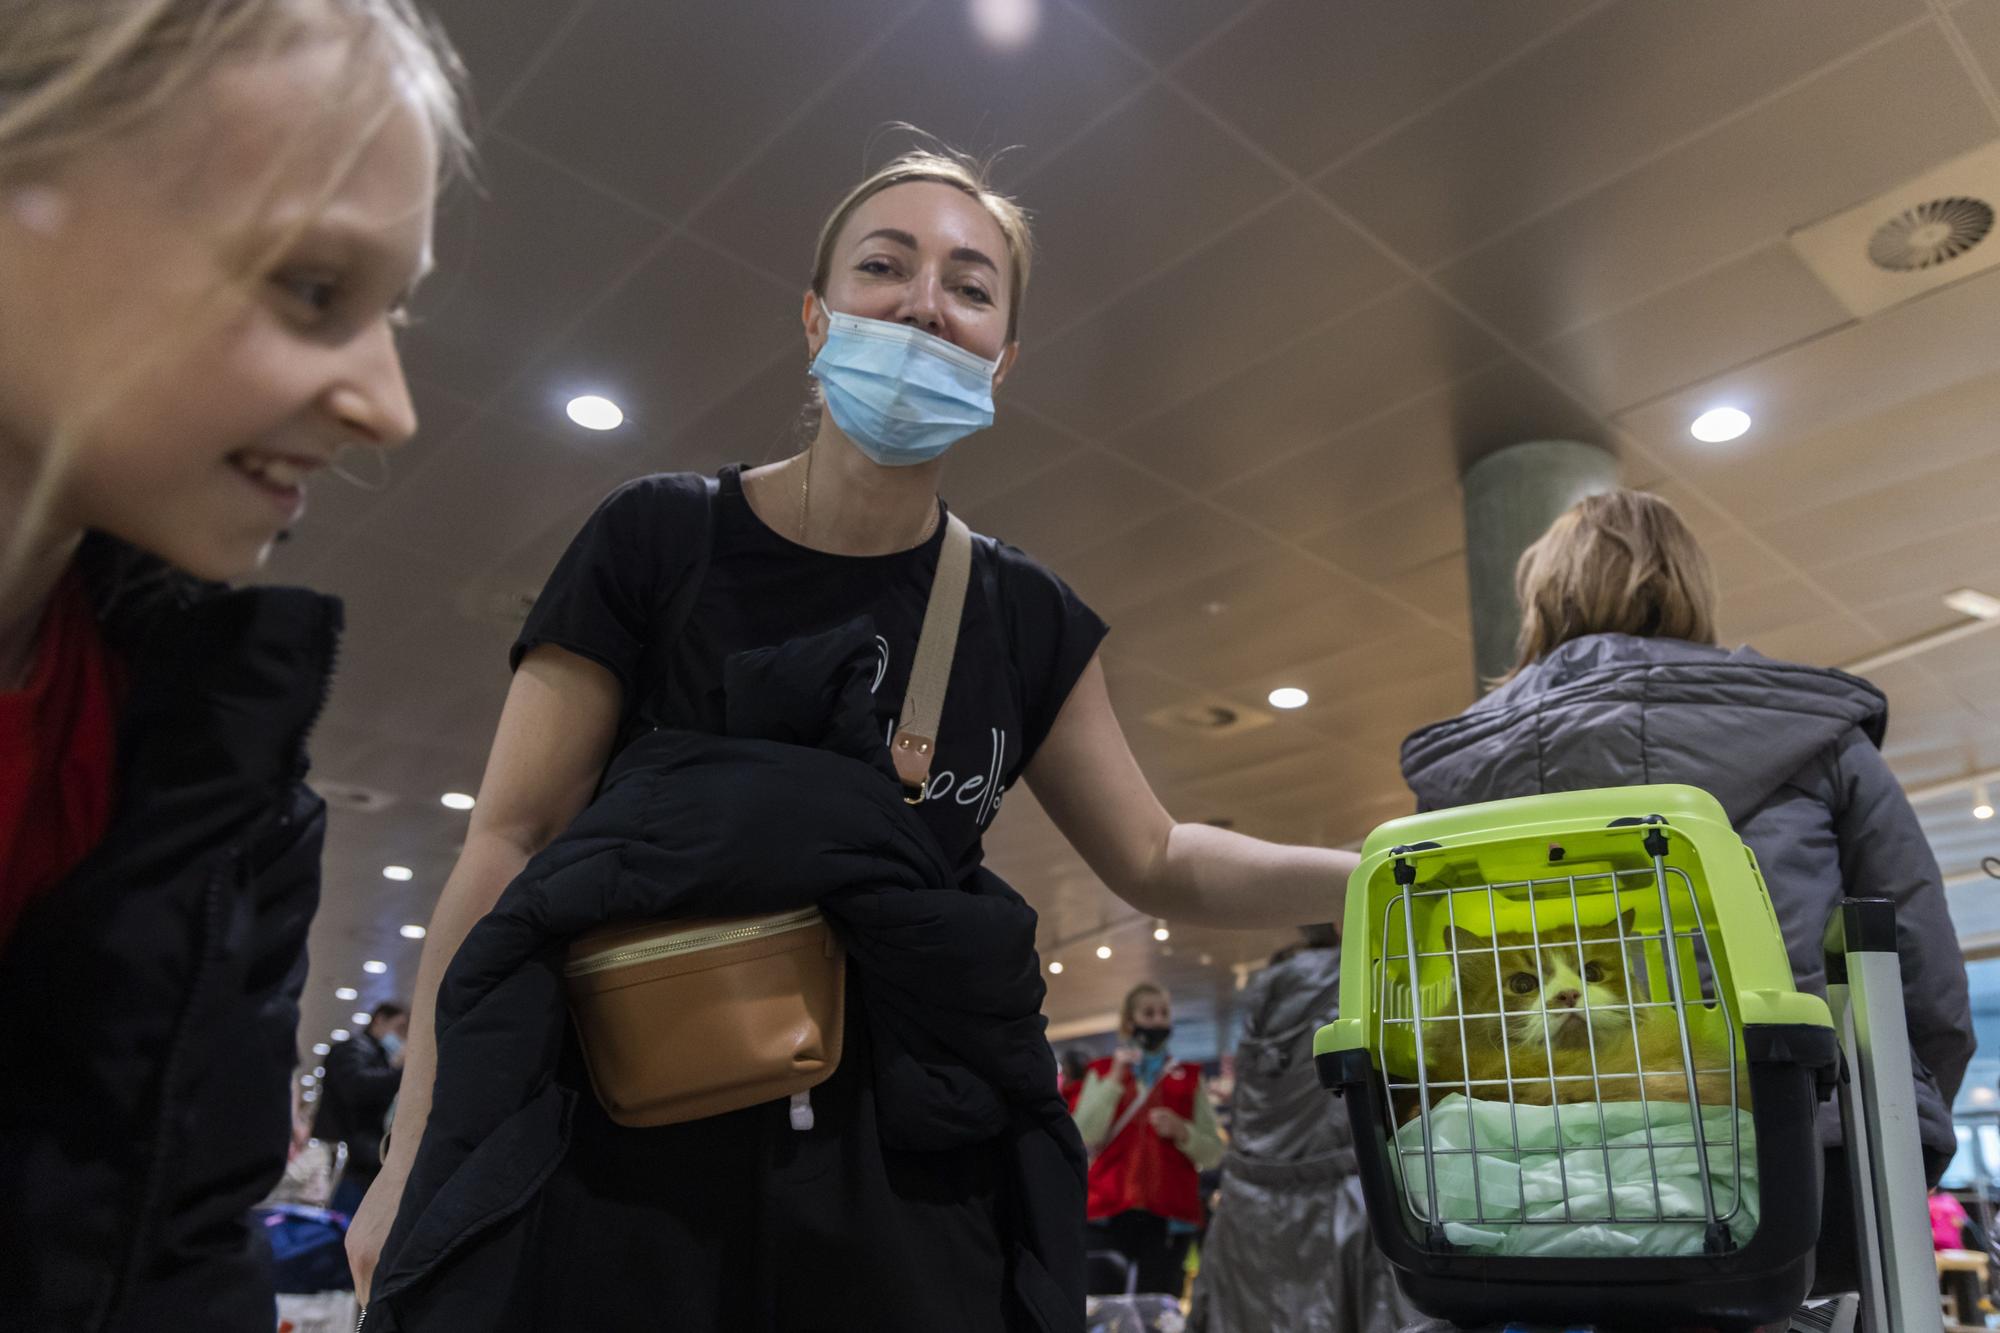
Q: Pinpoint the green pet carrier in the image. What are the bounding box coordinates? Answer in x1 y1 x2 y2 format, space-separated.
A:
1316 786 1845 1330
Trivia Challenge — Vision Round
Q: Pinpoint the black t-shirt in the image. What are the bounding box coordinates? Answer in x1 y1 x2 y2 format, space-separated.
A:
513 464 1107 871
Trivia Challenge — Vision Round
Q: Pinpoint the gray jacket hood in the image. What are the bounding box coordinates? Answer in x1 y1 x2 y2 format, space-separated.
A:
1401 634 1887 821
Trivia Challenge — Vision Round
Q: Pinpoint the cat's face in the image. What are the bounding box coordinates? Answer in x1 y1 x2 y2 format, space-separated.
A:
1447 912 1637 1052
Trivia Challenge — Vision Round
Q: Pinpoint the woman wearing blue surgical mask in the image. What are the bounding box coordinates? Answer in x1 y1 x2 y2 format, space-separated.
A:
347 145 1360 1330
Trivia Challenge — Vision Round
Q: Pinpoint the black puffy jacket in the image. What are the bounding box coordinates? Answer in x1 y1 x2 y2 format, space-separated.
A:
367 617 1087 1332
0 539 341 1333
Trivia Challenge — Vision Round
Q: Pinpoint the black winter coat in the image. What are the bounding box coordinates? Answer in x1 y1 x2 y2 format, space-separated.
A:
0 539 340 1333
367 618 1087 1332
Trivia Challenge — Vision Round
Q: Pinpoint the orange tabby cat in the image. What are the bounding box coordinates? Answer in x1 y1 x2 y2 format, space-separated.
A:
1401 912 1741 1119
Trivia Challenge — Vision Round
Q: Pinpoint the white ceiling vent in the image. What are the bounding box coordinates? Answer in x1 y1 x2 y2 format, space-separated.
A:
313 780 397 814
1143 697 1275 739
1790 139 2000 318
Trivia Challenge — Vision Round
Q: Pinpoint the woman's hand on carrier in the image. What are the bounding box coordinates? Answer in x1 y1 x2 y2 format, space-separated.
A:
1025 657 1358 929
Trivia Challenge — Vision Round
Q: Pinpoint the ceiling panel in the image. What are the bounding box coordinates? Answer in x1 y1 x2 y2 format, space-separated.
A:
1058 503 1286 618
1752 448 2000 570
1210 356 1601 539
1714 577 1844 642
1177 0 1598 177
1429 26 1992 348
346 412 620 580
1536 244 1853 415
1305 480 1469 586
505 237 801 453
1748 612 1879 669
426 0 586 123
1063 0 1257 69
960 447 1184 562
685 0 1148 307
1011 193 1402 434
497 0 923 222
1317 0 1928 270
1949 0 2000 85
1006 85 1290 334
1617 269 2000 495
1108 284 1503 491
398 135 667 404
1378 554 1474 636
1109 545 1413 660
1814 515 2000 611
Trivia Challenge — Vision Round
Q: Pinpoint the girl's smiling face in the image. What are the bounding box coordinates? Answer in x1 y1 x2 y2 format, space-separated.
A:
0 38 439 579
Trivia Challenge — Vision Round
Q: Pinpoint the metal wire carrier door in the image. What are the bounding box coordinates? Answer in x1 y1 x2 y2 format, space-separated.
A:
1379 837 1749 1255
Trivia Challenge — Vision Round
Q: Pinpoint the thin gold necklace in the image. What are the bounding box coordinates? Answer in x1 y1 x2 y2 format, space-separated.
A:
796 448 938 549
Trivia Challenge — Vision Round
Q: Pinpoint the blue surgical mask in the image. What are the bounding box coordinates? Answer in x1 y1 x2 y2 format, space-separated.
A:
380 1032 404 1059
808 311 999 467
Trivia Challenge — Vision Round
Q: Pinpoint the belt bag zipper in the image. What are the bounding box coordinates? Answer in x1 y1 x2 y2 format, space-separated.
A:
562 907 826 978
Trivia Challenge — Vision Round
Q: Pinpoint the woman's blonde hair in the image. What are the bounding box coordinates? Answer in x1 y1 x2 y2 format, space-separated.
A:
0 0 469 182
1119 983 1168 1034
810 144 1035 341
1509 489 1719 678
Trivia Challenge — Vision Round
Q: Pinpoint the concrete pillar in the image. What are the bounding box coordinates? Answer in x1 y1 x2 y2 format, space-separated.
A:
1462 441 1620 691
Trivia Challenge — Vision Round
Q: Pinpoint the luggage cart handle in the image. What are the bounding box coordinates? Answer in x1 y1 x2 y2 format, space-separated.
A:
1820 897 1942 1333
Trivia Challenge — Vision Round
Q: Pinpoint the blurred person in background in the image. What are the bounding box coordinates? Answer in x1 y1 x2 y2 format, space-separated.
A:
1069 983 1225 1296
1189 924 1416 1332
314 1001 408 1216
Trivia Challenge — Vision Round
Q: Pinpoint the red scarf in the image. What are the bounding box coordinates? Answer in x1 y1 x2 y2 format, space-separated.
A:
0 568 123 953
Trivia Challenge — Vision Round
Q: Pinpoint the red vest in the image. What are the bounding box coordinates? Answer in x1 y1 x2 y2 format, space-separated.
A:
1069 1056 1203 1225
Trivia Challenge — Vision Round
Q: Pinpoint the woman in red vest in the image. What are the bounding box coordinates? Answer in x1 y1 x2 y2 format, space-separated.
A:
1068 983 1225 1295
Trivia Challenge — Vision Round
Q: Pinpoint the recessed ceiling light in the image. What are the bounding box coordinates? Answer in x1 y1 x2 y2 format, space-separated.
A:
312 1042 330 1056
314 1066 325 1078
382 865 413 882
566 394 624 431
968 0 1040 50
302 1090 318 1103
1048 961 1063 974
400 924 427 940
334 986 357 1001
300 1073 316 1087
331 1028 351 1042
363 960 388 975
351 1010 372 1025
1944 588 2000 621
1201 601 1228 617
1268 687 1309 710
1690 407 1752 443
1153 922 1170 942
441 792 476 811
1096 945 1112 960
1199 953 1213 966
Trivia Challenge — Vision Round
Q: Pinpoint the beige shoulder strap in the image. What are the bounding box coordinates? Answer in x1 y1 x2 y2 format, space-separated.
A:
891 511 972 804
